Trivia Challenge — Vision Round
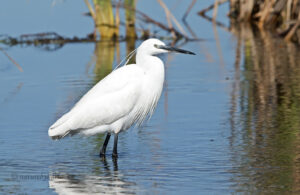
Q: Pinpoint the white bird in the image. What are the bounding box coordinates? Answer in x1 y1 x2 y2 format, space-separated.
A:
48 38 195 158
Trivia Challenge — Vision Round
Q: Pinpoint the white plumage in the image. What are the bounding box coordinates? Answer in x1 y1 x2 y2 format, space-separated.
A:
48 38 195 157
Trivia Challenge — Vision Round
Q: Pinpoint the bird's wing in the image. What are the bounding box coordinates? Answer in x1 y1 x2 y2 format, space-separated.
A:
74 64 141 107
50 65 144 133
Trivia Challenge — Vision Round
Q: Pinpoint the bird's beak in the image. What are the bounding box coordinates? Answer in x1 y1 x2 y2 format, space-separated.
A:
154 44 196 55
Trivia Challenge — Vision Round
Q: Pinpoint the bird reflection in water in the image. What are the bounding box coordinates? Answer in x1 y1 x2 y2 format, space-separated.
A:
49 158 137 195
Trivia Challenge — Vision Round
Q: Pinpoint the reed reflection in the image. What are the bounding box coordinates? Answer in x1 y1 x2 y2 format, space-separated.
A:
90 39 136 83
92 41 115 83
229 24 300 193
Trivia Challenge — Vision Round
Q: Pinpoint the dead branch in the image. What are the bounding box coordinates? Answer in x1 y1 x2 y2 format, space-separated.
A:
112 2 189 39
182 0 197 21
157 0 188 37
198 0 228 16
0 32 99 51
199 12 229 31
212 0 219 22
134 9 188 39
285 13 300 41
157 0 176 38
84 0 96 21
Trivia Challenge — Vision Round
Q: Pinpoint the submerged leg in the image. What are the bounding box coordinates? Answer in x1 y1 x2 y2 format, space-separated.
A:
100 133 111 157
112 133 119 158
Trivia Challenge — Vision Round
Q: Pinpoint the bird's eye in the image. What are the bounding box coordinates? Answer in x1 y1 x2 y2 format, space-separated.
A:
154 44 159 49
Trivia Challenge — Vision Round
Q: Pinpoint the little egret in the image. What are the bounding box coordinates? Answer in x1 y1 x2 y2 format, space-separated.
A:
48 38 195 158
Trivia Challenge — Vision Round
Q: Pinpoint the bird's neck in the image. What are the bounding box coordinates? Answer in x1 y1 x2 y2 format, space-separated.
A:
136 53 164 73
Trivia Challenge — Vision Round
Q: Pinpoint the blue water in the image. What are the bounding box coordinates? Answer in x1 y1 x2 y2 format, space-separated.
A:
2 1 300 194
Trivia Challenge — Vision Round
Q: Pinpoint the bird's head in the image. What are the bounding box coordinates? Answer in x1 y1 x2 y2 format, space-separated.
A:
137 38 195 56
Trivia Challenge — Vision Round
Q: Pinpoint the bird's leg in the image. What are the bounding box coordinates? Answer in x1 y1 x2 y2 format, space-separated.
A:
112 157 118 171
112 133 119 158
100 133 111 157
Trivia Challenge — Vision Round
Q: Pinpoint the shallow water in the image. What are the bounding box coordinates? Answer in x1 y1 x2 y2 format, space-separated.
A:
2 1 300 194
1 39 234 194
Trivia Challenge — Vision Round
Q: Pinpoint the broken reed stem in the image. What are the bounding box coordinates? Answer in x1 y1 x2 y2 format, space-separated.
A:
285 13 300 41
93 0 117 39
182 0 197 21
115 0 121 38
227 0 300 43
157 0 176 38
83 0 191 40
198 12 229 31
156 0 188 38
120 4 188 39
84 0 96 21
212 0 219 22
286 0 292 22
124 0 137 38
198 0 228 16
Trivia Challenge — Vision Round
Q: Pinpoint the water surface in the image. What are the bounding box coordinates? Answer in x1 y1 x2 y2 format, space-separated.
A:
1 1 300 194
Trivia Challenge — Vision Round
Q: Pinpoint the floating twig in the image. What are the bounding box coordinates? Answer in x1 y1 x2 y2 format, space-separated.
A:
0 32 99 51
